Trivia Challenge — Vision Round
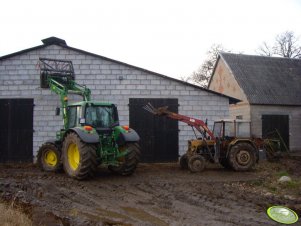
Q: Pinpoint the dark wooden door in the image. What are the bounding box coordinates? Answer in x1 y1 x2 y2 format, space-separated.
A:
129 98 178 162
0 99 34 163
262 114 289 150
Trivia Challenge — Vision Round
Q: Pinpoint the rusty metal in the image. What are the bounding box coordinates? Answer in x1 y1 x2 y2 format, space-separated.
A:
143 103 215 140
142 103 169 116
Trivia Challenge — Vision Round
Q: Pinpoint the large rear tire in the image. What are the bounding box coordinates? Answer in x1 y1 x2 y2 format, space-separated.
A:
62 132 97 180
228 143 256 171
108 143 140 176
37 142 62 172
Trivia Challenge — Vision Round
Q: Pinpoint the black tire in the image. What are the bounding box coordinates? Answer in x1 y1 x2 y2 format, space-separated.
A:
37 142 63 172
228 143 256 171
62 132 97 180
108 143 141 176
188 155 206 173
179 154 188 170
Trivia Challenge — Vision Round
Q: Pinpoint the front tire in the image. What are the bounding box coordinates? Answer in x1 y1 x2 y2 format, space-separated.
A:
37 142 62 172
188 155 206 173
228 143 256 171
62 133 97 180
108 143 140 176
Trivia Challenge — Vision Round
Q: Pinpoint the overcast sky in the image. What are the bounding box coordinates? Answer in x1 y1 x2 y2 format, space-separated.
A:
1 0 301 79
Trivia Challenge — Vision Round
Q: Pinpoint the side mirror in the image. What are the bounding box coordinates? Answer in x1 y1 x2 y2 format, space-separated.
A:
55 107 60 116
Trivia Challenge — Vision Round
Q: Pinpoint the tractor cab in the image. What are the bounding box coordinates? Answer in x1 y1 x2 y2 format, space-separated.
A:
66 102 119 132
213 119 251 140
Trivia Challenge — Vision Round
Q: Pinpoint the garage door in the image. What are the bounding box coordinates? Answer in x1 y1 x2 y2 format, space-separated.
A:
0 99 34 163
262 114 289 150
129 98 178 162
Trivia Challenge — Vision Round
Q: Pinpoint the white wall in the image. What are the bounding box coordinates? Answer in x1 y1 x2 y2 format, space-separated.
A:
0 44 230 160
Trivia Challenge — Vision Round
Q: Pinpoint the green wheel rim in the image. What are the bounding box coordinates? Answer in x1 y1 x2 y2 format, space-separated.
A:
267 206 299 224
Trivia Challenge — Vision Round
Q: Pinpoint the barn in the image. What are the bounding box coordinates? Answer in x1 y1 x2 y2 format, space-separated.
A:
0 37 236 163
209 52 301 153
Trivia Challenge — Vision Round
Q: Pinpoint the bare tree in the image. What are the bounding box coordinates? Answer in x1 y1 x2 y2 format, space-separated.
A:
258 42 273 57
188 44 226 88
258 31 301 58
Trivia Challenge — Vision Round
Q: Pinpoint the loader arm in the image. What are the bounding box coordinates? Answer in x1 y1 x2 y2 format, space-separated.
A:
143 103 215 140
39 58 91 129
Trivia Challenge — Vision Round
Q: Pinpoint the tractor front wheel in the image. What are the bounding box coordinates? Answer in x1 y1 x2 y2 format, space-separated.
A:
62 132 97 180
108 143 141 176
188 155 206 173
37 142 62 172
228 143 256 171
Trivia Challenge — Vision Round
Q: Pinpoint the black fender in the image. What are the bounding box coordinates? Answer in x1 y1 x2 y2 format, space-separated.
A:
116 129 140 146
68 128 99 143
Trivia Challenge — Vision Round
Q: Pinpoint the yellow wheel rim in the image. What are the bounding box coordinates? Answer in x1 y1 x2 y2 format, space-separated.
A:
67 143 80 171
44 150 58 166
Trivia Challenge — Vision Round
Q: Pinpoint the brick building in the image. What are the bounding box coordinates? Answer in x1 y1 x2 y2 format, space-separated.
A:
209 52 301 152
0 37 236 163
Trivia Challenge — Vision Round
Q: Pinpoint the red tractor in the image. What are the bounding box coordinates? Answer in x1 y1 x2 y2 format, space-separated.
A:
144 103 259 172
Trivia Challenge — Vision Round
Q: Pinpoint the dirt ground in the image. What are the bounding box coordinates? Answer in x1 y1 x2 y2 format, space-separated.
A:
0 157 301 226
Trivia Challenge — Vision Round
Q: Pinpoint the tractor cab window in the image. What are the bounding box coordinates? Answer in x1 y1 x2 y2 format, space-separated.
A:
85 105 117 128
213 122 223 138
213 121 235 138
67 106 81 128
224 122 235 137
236 121 251 137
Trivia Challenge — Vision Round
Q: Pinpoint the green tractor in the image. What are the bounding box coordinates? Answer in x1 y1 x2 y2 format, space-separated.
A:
37 58 141 180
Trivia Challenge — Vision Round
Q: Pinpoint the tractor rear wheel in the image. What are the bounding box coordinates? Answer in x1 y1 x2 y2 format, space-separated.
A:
179 154 188 169
37 142 62 172
228 142 256 171
62 132 97 180
188 155 206 173
108 143 140 176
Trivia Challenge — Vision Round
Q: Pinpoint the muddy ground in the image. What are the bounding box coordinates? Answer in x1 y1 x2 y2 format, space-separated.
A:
0 158 301 226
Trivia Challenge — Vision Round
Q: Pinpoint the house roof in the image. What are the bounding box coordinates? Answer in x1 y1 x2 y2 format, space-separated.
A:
0 37 239 104
216 52 301 106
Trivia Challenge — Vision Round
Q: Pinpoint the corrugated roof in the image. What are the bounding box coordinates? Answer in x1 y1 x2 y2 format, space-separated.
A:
220 53 301 106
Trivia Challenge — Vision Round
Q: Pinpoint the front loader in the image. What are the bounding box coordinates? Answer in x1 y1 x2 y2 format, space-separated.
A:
37 58 140 179
144 103 258 173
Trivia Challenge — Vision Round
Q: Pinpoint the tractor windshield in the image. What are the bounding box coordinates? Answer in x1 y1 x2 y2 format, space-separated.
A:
85 105 117 128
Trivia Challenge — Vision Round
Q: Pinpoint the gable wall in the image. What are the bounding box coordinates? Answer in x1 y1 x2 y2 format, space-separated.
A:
0 45 230 160
209 58 250 120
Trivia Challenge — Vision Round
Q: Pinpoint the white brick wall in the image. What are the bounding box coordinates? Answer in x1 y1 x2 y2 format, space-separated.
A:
0 44 230 160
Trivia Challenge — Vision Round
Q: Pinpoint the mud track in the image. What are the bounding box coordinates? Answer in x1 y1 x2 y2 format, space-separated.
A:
0 161 300 226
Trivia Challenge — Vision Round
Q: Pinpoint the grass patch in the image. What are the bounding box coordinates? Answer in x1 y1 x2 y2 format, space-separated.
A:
0 202 32 226
276 170 289 177
280 180 301 189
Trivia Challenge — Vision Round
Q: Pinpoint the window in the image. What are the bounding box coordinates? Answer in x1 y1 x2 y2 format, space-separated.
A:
213 122 223 138
224 122 235 137
67 106 79 128
236 122 251 137
85 106 116 128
